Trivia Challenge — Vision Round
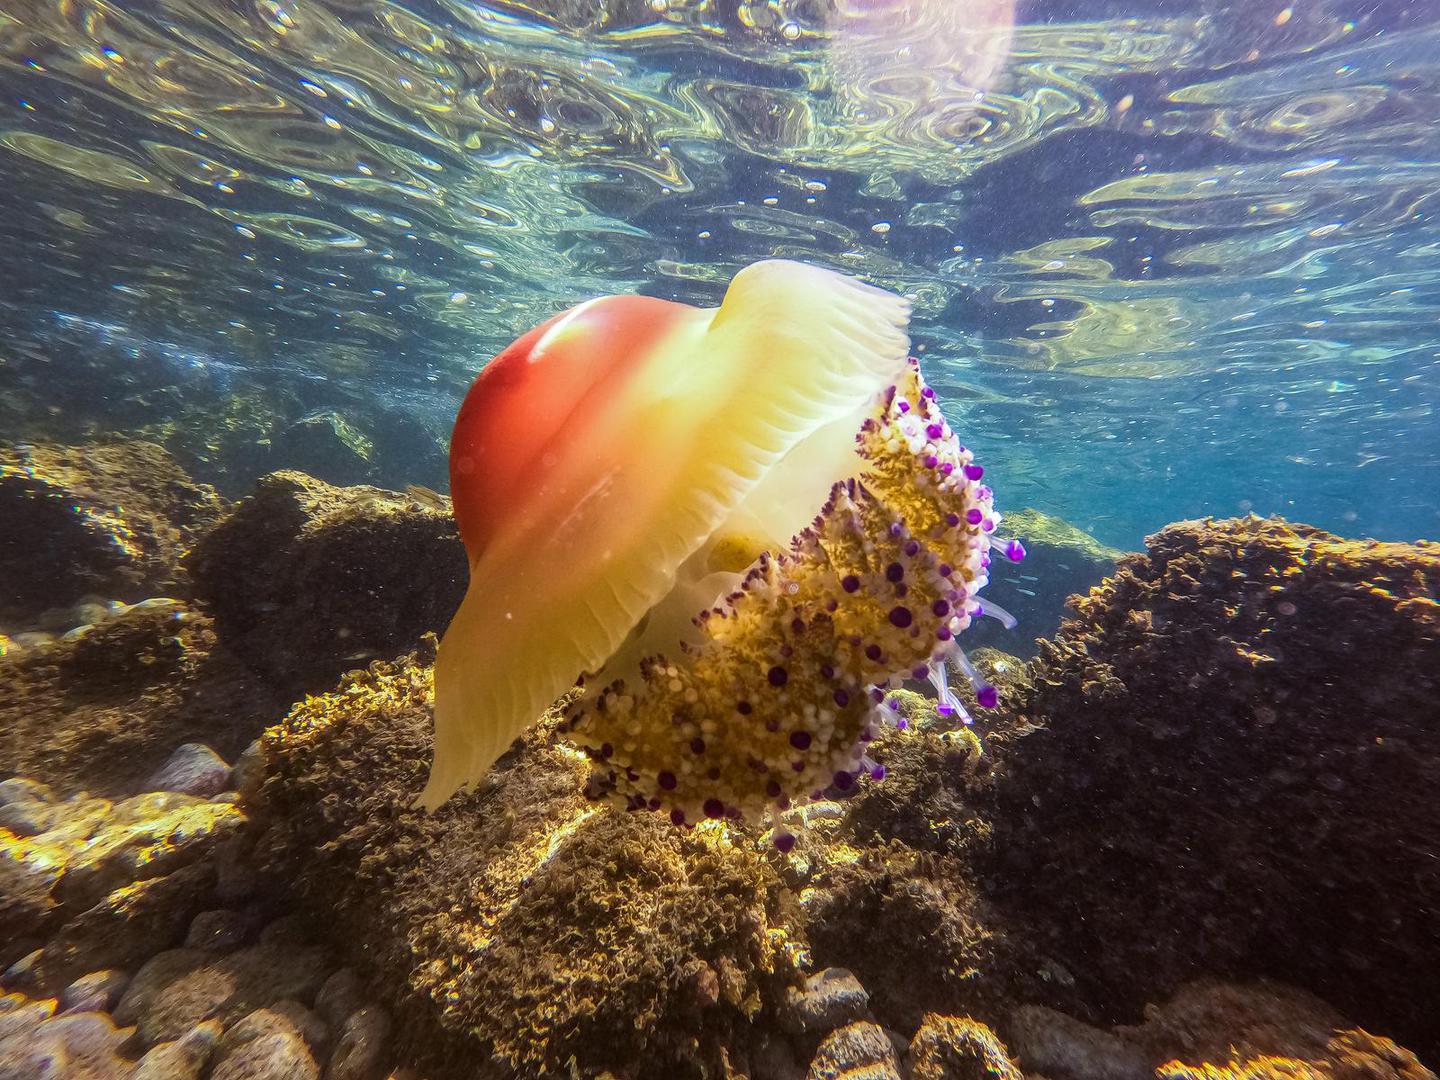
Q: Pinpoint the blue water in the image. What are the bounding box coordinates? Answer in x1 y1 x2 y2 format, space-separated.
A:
1 0 1437 549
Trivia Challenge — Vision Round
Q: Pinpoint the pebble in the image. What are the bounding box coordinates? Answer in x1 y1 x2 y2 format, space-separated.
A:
327 1005 392 1080
59 969 131 1015
315 968 366 1031
146 743 233 798
231 739 266 805
185 908 256 953
217 1006 312 1064
0 996 54 1040
271 1000 331 1057
0 1008 132 1079
807 1020 903 1080
115 943 331 1046
212 1029 321 1080
132 1018 224 1080
0 777 54 806
909 1015 1024 1080
781 968 871 1036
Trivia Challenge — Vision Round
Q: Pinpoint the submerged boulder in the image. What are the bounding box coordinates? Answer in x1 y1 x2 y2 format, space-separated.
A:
0 440 225 624
0 599 282 797
988 516 1440 1060
251 644 798 1080
187 471 466 696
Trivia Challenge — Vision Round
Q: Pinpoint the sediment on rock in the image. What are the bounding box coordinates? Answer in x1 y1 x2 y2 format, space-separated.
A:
1005 980 1435 1080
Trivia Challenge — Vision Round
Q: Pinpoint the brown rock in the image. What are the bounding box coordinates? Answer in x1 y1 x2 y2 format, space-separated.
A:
327 1005 392 1080
780 968 871 1036
909 1014 1024 1080
807 1020 902 1080
132 1019 224 1080
212 1029 320 1080
314 969 366 1032
115 943 331 1047
991 517 1440 1059
0 600 283 797
0 440 224 623
187 471 466 696
59 969 132 1015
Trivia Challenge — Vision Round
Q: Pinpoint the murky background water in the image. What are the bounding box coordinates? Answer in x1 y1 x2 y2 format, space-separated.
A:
1 0 1436 548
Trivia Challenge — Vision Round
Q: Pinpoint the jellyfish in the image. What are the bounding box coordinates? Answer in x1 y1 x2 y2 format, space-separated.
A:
420 260 1021 833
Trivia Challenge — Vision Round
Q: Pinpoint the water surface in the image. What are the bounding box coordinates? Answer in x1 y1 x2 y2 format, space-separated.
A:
1 0 1436 546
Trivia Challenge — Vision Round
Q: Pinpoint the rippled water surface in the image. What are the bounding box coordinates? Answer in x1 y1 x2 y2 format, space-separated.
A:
2 0 1437 546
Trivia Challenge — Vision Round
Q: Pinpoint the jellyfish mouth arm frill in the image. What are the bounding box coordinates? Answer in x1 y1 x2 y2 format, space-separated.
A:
562 358 1016 830
420 260 912 811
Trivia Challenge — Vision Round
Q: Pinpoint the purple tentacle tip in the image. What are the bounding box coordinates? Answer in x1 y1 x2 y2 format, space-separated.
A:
1006 539 1027 563
977 685 999 709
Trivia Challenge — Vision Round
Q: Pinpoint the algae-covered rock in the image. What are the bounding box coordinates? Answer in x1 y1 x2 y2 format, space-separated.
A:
0 786 243 972
0 599 282 797
799 842 1043 1041
0 440 225 623
780 648 1057 1040
28 860 216 993
1006 981 1435 1080
909 1015 1023 1080
990 516 1440 1060
252 645 797 1080
188 471 466 696
963 508 1124 657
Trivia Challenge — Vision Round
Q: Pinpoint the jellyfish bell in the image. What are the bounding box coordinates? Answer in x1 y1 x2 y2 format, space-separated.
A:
420 260 912 811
